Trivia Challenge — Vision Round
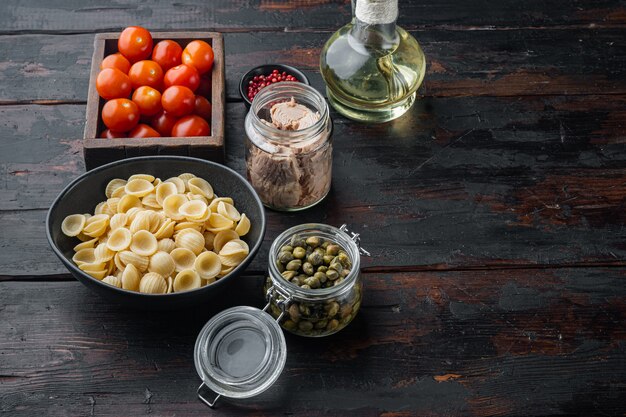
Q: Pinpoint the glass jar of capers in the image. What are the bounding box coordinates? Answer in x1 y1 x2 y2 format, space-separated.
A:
264 223 363 337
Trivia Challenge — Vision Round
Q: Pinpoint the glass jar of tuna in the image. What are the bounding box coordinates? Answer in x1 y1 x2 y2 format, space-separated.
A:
244 83 333 211
263 223 366 337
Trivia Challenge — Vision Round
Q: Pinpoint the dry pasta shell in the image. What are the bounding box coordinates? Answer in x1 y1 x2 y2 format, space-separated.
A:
218 264 234 278
139 272 167 294
217 201 241 222
121 264 141 291
174 229 205 255
194 251 221 280
220 241 249 256
111 186 127 199
186 193 209 204
114 252 125 271
102 275 122 288
153 219 175 240
209 197 234 213
203 231 215 251
173 269 201 292
230 239 250 253
130 230 158 257
179 200 209 220
82 215 110 238
125 179 155 197
208 213 235 230
106 198 120 214
170 248 197 272
218 252 247 268
174 221 203 232
74 237 98 252
94 243 115 262
129 211 151 233
167 276 173 294
178 173 196 190
148 251 176 277
105 179 127 199
235 214 251 236
76 232 93 242
188 177 214 200
163 194 189 221
106 227 132 252
165 177 185 193
125 207 143 222
61 214 86 237
109 213 128 230
78 261 107 273
73 248 96 265
118 250 149 272
142 193 161 209
213 230 239 253
128 174 155 183
157 238 176 253
118 194 142 214
84 269 108 280
152 177 161 186
156 182 178 206
94 201 114 216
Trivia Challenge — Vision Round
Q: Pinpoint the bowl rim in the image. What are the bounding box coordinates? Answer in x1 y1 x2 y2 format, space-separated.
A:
45 155 266 298
239 63 311 106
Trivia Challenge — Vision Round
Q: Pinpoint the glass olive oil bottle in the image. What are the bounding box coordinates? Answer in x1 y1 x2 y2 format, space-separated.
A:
320 0 426 123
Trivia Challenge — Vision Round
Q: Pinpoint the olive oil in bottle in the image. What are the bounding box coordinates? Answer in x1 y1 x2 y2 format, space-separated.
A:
320 0 426 123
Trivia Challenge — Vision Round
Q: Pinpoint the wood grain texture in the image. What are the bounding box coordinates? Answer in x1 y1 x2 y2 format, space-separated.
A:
2 29 626 104
1 267 624 416
0 0 625 34
1 94 626 276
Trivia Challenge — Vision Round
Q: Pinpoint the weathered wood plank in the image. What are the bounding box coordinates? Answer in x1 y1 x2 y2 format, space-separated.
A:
1 95 626 275
1 0 625 34
1 267 624 416
2 29 626 103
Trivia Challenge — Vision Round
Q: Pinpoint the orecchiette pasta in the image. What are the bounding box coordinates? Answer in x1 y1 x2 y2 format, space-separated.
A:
60 173 252 294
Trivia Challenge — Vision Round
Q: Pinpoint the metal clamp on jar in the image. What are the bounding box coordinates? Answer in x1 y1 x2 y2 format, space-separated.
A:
193 223 368 408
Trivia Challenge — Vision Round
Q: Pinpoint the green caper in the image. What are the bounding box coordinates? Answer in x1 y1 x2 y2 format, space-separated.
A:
282 320 297 330
293 247 306 259
317 265 328 273
290 235 305 248
298 320 313 332
278 251 294 264
281 270 297 280
326 269 339 281
304 276 320 289
299 304 311 315
340 304 353 319
305 236 322 248
326 301 340 317
326 244 340 256
307 251 323 266
313 271 327 283
280 245 293 253
270 304 281 316
326 319 339 331
337 252 351 268
340 314 353 325
340 268 350 277
333 277 344 286
288 304 300 321
286 259 302 271
291 276 302 286
315 319 328 329
301 284 311 289
321 241 329 249
302 262 314 275
329 261 343 273
276 259 285 273
323 255 334 265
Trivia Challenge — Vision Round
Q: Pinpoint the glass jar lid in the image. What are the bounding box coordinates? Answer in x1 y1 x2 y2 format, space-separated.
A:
194 306 287 407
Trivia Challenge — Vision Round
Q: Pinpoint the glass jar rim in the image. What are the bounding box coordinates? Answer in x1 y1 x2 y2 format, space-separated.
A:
268 223 361 299
249 82 330 142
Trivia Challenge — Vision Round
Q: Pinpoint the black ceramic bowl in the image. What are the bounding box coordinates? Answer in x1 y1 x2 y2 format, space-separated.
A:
46 156 266 310
239 64 310 109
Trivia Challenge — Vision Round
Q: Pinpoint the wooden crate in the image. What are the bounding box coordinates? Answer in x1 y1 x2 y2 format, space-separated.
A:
83 32 225 170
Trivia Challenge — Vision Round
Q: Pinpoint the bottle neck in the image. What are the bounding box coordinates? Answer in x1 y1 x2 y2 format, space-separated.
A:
350 0 399 52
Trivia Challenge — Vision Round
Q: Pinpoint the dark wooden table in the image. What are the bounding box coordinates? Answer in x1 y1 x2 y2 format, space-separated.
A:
1 1 625 416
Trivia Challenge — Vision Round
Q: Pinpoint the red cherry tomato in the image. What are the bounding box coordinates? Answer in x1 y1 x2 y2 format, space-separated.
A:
194 96 212 120
150 111 179 137
172 115 210 137
118 26 153 63
163 64 200 91
102 98 140 132
100 129 127 138
152 40 183 71
96 68 132 100
129 123 161 138
181 40 214 75
128 60 163 90
161 85 195 117
132 86 162 116
100 53 131 74
196 76 212 98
